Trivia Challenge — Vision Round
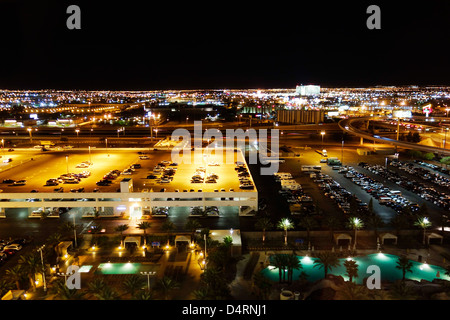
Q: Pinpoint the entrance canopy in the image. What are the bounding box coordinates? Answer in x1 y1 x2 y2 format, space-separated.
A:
380 232 398 245
427 233 443 245
334 233 352 245
175 235 191 246
124 236 140 246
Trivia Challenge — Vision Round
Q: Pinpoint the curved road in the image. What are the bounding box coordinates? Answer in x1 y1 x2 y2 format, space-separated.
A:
339 116 450 156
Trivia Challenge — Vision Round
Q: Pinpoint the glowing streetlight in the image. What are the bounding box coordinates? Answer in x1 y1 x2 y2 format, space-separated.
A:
27 128 32 142
140 271 156 292
75 128 80 138
320 131 325 149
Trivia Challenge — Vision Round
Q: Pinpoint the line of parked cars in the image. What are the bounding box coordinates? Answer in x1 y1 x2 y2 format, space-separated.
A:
236 162 254 190
0 238 27 265
360 161 450 211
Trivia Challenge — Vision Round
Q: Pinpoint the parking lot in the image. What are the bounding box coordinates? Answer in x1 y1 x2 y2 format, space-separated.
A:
0 148 255 194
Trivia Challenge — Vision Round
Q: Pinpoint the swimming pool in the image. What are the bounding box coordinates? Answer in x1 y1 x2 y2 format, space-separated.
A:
94 262 155 275
261 253 450 284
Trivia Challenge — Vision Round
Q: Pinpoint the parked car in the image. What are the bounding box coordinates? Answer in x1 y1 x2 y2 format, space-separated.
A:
3 243 22 251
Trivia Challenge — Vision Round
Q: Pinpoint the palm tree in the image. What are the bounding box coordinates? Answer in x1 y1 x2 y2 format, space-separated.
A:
51 278 85 300
95 285 119 300
343 259 359 283
161 220 176 245
18 252 41 291
255 217 273 243
114 224 129 247
395 255 413 281
445 265 450 278
272 254 288 283
277 218 294 245
0 279 14 297
192 287 210 300
313 251 341 278
5 265 25 290
58 221 76 240
335 282 370 300
87 278 107 296
298 215 318 245
414 216 432 245
185 219 202 242
137 221 152 246
134 290 154 300
155 276 179 300
347 217 364 250
286 254 302 284
122 274 145 298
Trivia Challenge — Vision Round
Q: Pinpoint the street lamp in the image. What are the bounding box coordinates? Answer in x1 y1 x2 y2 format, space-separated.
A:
443 128 449 149
105 138 109 157
37 245 47 292
75 128 80 138
65 155 69 174
140 271 156 291
27 128 32 143
320 131 325 149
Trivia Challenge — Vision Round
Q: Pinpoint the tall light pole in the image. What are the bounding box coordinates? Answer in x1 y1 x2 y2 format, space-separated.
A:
66 155 69 174
204 233 207 270
140 271 156 292
37 245 47 292
320 131 325 149
105 138 109 157
88 146 92 164
443 128 449 149
72 210 77 247
27 128 32 143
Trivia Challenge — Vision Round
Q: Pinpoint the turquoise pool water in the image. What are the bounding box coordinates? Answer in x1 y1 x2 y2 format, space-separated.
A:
261 253 450 284
95 262 155 275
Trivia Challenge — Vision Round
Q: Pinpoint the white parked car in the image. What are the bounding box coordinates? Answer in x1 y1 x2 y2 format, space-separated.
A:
3 244 22 251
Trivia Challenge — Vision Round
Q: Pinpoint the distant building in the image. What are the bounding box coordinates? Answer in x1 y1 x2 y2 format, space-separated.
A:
296 85 320 96
277 109 325 124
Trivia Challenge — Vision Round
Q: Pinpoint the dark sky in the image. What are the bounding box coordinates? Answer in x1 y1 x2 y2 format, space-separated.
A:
0 0 449 90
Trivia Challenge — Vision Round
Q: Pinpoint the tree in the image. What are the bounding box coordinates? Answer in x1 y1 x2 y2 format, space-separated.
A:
185 219 202 242
5 265 25 290
335 282 370 300
137 221 152 246
95 285 119 300
114 224 129 247
155 276 180 300
161 220 176 245
408 149 423 159
277 218 294 245
122 274 145 298
286 254 302 284
87 278 107 296
18 252 42 291
313 251 341 278
272 254 289 283
412 132 421 143
395 255 413 281
255 217 273 243
343 259 359 283
440 156 450 168
347 217 364 250
134 290 154 300
423 152 435 160
297 215 318 245
414 216 432 245
50 278 86 300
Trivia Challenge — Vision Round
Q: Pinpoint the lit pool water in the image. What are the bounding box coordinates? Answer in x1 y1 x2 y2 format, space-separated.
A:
95 262 155 275
261 253 450 284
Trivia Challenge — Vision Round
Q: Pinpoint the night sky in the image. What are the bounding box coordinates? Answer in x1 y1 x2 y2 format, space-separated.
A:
0 0 449 90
